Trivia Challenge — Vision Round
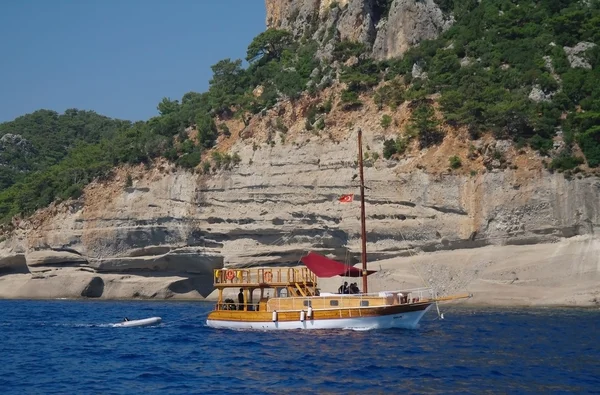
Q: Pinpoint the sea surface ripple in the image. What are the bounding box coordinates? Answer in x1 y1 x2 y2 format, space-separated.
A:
0 300 598 394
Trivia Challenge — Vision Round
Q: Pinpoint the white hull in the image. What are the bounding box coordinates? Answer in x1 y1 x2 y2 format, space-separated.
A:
112 317 162 328
206 305 431 331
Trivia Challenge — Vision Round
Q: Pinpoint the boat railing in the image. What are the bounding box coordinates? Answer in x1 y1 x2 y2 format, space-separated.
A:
266 287 435 312
213 267 316 286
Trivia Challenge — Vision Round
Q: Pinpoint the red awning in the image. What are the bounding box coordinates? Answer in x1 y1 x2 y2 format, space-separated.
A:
300 252 376 278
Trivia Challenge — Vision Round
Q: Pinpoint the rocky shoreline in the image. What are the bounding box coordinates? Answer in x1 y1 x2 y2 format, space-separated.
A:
1 235 598 306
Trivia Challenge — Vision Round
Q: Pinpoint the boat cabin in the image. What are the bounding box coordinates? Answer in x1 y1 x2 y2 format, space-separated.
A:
213 267 317 311
212 267 432 313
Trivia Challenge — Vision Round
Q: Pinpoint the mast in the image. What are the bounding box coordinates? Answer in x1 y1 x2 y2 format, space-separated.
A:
357 128 368 293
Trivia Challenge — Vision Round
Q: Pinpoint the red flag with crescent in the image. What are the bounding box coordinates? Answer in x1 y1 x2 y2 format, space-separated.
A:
338 194 354 203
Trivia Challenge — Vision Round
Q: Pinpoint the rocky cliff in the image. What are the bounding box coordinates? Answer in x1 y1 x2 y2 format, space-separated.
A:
0 89 598 302
265 0 453 59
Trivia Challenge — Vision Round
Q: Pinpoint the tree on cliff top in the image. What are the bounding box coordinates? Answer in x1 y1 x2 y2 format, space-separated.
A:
246 29 292 63
208 58 248 114
157 97 180 116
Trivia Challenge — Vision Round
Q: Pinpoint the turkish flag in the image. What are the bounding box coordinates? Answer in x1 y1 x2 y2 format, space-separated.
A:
338 194 354 203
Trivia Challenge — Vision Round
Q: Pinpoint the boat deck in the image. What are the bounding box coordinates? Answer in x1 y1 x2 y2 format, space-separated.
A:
212 268 436 313
265 289 433 312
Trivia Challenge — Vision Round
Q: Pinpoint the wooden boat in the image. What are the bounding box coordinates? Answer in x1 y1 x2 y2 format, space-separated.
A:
206 129 471 330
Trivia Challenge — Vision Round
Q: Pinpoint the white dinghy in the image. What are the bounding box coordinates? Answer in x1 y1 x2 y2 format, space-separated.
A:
112 317 162 328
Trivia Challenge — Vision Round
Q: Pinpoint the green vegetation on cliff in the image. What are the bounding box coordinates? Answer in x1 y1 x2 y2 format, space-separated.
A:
377 0 600 167
0 110 130 216
0 27 321 223
327 1 599 170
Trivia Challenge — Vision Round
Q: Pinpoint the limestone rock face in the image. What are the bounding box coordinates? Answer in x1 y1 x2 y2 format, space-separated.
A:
564 42 597 69
0 124 598 300
336 0 376 44
265 0 452 59
4 128 599 268
26 250 87 267
89 247 222 274
265 0 322 38
372 0 453 60
0 168 224 299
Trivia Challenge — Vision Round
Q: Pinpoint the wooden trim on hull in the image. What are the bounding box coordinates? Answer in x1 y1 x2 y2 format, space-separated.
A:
206 302 432 330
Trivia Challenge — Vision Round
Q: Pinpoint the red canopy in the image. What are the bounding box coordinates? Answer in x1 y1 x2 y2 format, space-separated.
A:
300 252 376 278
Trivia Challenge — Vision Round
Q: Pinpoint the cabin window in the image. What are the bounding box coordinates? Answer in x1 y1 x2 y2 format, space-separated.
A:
303 300 311 307
360 301 369 307
329 300 339 306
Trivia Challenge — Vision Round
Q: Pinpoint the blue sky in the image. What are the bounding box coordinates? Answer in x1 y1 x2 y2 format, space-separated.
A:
0 0 266 123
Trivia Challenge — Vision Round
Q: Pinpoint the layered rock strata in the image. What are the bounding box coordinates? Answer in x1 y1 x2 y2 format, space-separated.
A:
0 125 598 301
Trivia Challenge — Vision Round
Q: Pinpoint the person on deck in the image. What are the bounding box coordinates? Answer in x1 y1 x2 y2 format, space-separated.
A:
350 283 360 294
338 282 348 294
344 283 351 294
238 288 244 310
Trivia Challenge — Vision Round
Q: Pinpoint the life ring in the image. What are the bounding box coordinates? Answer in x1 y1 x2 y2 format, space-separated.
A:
226 269 235 281
264 271 273 282
214 269 221 279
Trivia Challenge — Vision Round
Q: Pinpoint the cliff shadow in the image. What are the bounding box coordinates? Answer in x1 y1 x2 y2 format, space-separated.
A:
81 276 104 298
168 275 214 298
0 255 30 275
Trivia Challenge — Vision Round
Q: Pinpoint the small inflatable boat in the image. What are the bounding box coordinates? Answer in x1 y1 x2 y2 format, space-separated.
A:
112 317 162 328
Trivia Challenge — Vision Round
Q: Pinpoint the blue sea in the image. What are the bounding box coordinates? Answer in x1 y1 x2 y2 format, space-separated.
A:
0 300 598 394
